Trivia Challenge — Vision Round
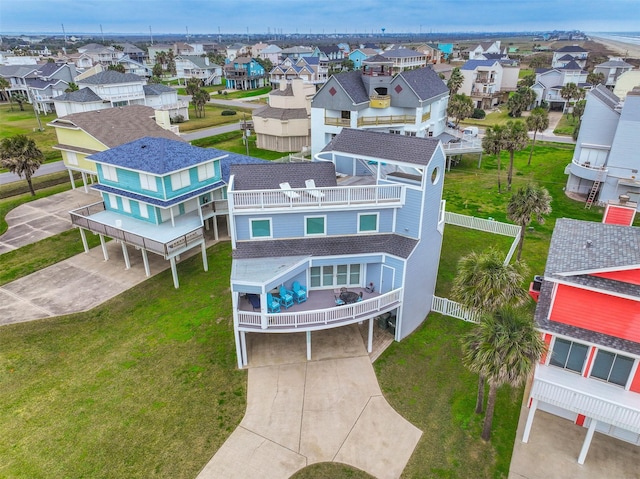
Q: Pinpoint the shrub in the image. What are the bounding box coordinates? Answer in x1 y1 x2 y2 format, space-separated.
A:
221 110 237 116
170 114 185 124
471 108 486 119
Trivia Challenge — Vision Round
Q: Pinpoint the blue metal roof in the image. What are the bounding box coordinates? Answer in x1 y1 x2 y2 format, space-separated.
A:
92 181 225 208
88 137 226 175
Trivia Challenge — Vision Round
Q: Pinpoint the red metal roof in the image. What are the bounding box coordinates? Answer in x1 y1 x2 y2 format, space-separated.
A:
603 204 636 226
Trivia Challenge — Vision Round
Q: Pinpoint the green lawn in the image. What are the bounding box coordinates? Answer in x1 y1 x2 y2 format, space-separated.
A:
176 104 253 132
192 130 294 160
460 109 512 128
553 114 577 136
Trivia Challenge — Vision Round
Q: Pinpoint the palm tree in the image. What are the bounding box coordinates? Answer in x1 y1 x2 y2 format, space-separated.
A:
507 184 552 261
12 92 28 111
0 134 45 196
65 82 79 93
451 247 530 414
0 77 12 111
587 71 605 86
503 120 529 191
525 107 549 165
461 307 544 440
191 88 210 118
560 82 578 114
447 67 464 95
482 125 505 193
447 93 473 127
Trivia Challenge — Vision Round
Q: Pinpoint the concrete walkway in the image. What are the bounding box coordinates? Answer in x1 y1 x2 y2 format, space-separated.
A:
196 325 422 479
0 189 99 254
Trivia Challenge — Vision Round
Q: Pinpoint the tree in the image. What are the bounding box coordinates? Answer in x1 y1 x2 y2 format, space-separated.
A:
571 99 586 123
0 134 45 196
462 306 544 440
255 57 273 74
587 71 605 86
447 67 464 95
148 76 162 84
107 63 125 73
152 63 164 78
506 87 536 118
0 77 12 110
191 88 210 118
340 58 355 72
507 184 552 261
520 73 536 87
528 53 551 70
166 50 176 76
12 92 28 111
503 120 529 191
65 82 79 93
560 82 578 114
185 77 202 97
452 247 529 414
525 107 549 165
482 125 505 193
447 93 473 127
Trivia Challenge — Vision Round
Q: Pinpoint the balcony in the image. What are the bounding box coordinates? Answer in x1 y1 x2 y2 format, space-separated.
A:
70 201 204 258
357 114 416 127
566 159 608 181
531 365 640 435
324 116 351 126
200 199 228 219
229 184 404 211
369 94 391 109
237 288 402 333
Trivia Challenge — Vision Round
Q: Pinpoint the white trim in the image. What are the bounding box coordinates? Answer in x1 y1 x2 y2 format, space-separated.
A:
249 217 273 239
357 212 379 233
121 197 131 213
139 202 149 219
197 162 215 182
555 265 640 276
102 164 118 182
304 215 327 236
139 172 158 192
107 193 117 209
550 277 640 303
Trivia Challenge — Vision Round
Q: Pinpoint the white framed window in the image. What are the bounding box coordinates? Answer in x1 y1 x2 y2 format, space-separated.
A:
170 170 191 190
102 164 118 182
305 215 326 236
139 173 157 192
549 338 589 374
250 218 272 239
66 151 78 166
139 202 149 218
590 350 635 387
197 162 215 182
107 193 117 209
358 213 379 233
309 264 361 288
121 197 131 213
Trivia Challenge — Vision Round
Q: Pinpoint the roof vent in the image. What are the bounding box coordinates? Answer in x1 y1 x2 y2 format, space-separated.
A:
584 240 593 249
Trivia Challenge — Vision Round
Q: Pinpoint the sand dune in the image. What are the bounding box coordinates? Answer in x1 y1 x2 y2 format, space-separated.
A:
590 36 640 60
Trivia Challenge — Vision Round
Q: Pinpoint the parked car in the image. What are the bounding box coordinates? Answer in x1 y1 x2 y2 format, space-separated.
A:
462 126 478 137
446 120 456 129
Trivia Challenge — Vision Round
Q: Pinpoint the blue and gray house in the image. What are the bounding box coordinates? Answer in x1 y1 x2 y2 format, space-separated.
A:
228 128 446 368
69 136 264 287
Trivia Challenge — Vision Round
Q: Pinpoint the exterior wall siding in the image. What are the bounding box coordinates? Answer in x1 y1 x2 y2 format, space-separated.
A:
394 187 424 239
550 283 640 343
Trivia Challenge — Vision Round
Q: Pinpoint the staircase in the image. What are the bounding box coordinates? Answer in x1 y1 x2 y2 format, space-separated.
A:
585 168 606 209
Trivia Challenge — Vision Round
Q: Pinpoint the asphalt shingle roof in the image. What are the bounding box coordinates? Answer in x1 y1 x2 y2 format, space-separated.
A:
559 60 583 70
396 67 449 101
252 105 308 120
142 84 175 96
49 105 182 147
88 137 223 174
230 162 337 190
53 87 103 102
381 48 425 59
596 59 632 68
332 70 370 104
322 128 439 166
92 181 225 208
556 45 588 52
78 70 144 85
234 234 418 260
461 59 499 70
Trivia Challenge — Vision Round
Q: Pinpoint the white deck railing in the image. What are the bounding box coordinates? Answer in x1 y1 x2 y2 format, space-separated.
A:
237 288 402 331
531 372 640 434
431 296 480 323
445 211 520 237
230 184 404 211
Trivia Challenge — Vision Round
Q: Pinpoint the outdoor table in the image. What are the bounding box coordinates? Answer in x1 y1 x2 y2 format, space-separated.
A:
340 291 360 304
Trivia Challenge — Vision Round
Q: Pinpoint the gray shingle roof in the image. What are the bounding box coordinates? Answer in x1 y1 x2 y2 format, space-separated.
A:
49 105 182 147
461 59 499 71
363 54 393 64
230 162 337 190
381 48 425 59
0 65 38 78
78 70 144 85
558 60 583 70
53 87 103 103
253 105 308 120
590 84 620 110
322 128 439 166
88 137 222 174
556 45 588 52
396 67 449 101
234 234 418 260
331 70 370 104
143 83 175 96
596 59 632 68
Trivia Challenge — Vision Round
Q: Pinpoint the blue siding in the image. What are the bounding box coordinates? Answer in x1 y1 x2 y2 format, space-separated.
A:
162 162 222 200
395 187 423 238
311 254 384 267
267 267 308 292
383 255 406 289
366 263 381 290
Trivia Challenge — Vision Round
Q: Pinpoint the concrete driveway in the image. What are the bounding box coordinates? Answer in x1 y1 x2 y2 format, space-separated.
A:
196 325 422 479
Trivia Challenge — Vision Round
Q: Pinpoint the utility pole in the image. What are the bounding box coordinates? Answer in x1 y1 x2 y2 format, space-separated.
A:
27 88 43 131
100 24 104 44
242 113 250 156
61 23 67 45
149 26 154 45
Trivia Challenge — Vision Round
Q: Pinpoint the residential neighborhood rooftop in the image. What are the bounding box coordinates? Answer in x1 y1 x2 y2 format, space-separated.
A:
230 162 337 190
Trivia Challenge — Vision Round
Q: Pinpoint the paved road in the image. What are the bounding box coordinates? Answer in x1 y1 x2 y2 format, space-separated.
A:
182 122 243 141
0 160 67 186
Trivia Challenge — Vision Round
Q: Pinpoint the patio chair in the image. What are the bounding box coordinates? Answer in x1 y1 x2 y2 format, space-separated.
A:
292 281 307 303
266 293 281 313
279 286 294 309
247 293 261 311
304 179 325 199
334 295 345 306
356 291 363 302
279 182 300 200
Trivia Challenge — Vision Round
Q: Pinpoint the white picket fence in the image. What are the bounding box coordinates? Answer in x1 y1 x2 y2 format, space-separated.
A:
431 296 480 323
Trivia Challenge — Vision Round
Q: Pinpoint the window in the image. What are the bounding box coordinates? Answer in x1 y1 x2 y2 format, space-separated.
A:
139 202 149 219
121 197 131 213
170 170 191 190
549 338 589 373
405 131 417 137
309 264 361 288
358 213 378 233
590 350 634 387
341 110 351 120
102 164 118 182
66 151 78 166
197 162 215 181
389 129 401 135
107 193 117 209
139 173 157 192
305 216 325 236
250 218 271 238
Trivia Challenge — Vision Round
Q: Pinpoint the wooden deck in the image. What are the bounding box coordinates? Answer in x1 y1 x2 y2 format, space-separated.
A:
238 287 380 313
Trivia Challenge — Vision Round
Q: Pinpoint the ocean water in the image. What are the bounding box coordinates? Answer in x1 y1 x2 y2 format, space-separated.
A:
590 32 640 47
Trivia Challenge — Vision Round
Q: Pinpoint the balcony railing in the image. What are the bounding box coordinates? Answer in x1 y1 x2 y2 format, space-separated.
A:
200 199 229 218
567 159 608 182
70 201 204 258
238 288 402 331
531 367 640 434
230 184 404 211
357 114 416 127
324 116 351 126
369 94 391 109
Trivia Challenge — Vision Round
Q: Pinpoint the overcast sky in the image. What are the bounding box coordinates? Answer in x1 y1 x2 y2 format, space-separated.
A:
2 0 639 35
